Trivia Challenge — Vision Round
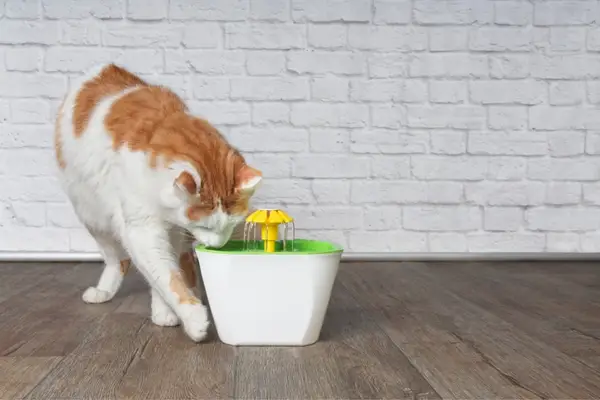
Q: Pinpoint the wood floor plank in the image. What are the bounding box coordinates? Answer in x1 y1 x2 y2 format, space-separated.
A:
0 356 62 399
234 278 439 400
352 262 600 399
117 326 235 399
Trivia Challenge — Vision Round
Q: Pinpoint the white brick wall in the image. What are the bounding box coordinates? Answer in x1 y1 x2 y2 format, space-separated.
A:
2 0 600 254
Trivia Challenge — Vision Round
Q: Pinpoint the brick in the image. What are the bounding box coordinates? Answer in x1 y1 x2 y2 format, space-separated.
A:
5 0 40 18
169 0 248 20
428 233 467 252
291 103 368 128
351 79 426 103
226 23 305 49
546 233 580 252
0 227 69 251
484 207 522 231
0 73 66 99
42 0 124 19
351 181 422 204
0 21 58 44
5 47 41 71
288 51 364 75
488 106 527 131
252 180 312 205
185 51 245 75
363 206 403 230
371 156 411 179
351 130 428 154
469 28 532 52
0 125 53 148
528 158 600 181
548 131 585 157
231 77 308 101
407 105 485 130
182 23 221 48
489 55 530 79
0 176 67 202
586 132 600 154
368 53 408 78
308 24 346 49
532 55 600 79
583 183 600 205
410 54 488 78
373 0 411 24
494 1 532 26
466 182 545 206
6 202 46 227
104 25 181 47
289 206 364 230
310 129 349 152
581 233 600 252
127 0 167 20
45 47 121 72
546 182 581 205
528 207 600 231
310 77 349 102
404 206 480 232
250 0 289 21
246 51 286 76
116 49 163 74
430 131 466 155
292 155 369 178
60 21 102 45
429 80 466 104
488 157 526 181
588 81 600 104
534 1 596 26
0 149 55 176
468 233 545 252
11 99 51 124
227 127 309 153
189 101 250 125
292 0 370 22
412 156 487 181
192 77 229 100
348 26 427 51
371 104 407 129
243 154 291 178
530 106 600 131
429 27 467 52
349 231 427 252
469 131 546 156
69 228 98 252
413 0 492 25
588 28 600 51
0 101 8 123
47 203 81 228
549 81 584 105
252 103 289 125
312 180 351 203
470 81 545 105
549 27 585 52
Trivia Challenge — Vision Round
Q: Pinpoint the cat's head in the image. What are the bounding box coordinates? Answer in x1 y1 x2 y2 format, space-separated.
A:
161 157 262 248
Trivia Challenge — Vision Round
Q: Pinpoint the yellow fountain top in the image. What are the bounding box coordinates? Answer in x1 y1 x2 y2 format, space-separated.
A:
246 209 293 225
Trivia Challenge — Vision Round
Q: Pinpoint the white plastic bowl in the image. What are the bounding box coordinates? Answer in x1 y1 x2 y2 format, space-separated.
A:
195 239 343 346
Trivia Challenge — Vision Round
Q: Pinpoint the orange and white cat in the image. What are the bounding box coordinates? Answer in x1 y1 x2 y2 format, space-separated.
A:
54 64 262 342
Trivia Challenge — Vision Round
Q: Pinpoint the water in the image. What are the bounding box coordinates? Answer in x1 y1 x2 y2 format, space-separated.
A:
243 221 295 252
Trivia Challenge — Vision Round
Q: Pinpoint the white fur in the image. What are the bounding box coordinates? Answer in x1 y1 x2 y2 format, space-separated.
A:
56 65 259 342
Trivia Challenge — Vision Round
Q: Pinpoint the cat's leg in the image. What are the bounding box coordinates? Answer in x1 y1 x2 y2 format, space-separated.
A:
124 222 209 342
82 230 129 304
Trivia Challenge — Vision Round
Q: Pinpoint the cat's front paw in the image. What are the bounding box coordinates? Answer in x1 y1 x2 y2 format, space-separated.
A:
82 287 114 303
182 305 210 342
152 309 180 327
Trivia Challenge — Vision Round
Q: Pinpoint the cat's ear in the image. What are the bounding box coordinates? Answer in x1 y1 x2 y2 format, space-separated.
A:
174 171 198 195
161 163 201 208
236 165 262 193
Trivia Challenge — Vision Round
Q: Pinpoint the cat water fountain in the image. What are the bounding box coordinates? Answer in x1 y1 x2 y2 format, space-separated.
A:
194 208 343 346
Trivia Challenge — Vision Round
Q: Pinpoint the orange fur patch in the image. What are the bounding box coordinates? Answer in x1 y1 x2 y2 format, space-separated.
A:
169 269 200 305
73 63 260 218
179 251 197 288
54 100 66 169
120 259 131 275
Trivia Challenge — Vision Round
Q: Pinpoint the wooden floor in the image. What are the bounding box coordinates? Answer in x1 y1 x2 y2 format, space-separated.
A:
1 261 600 399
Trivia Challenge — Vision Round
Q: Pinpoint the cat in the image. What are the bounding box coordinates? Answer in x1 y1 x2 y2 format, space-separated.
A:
54 64 262 342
